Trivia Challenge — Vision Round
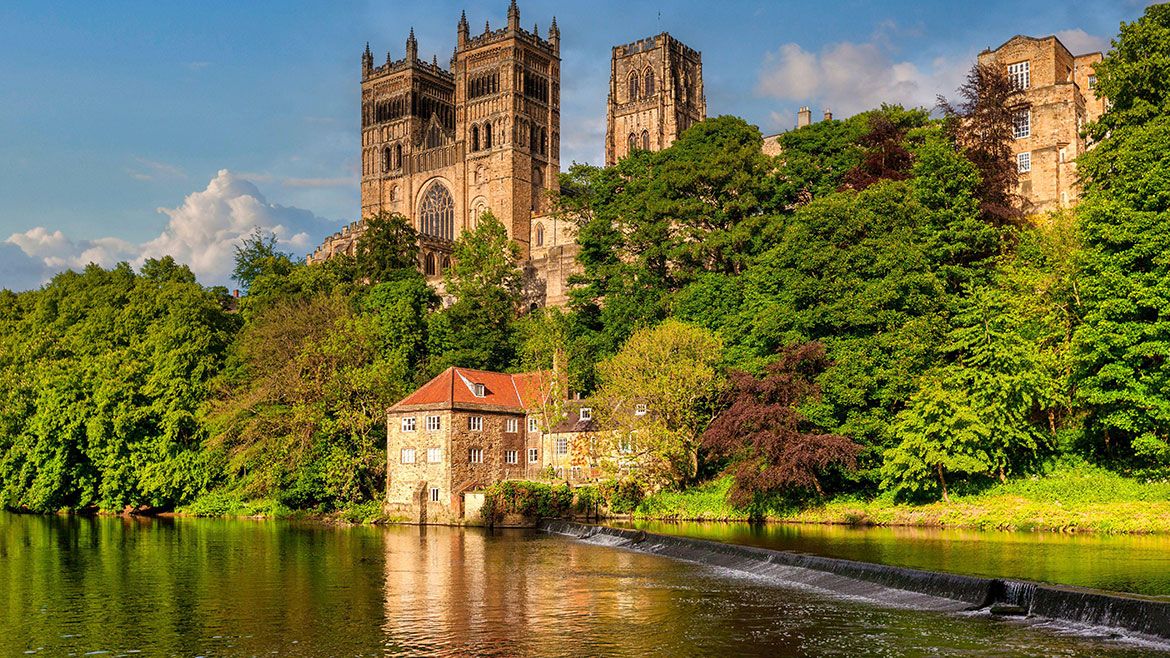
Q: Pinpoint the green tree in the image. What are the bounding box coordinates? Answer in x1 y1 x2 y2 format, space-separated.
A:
431 211 522 372
356 211 421 283
233 227 294 293
593 320 725 489
1087 4 1170 140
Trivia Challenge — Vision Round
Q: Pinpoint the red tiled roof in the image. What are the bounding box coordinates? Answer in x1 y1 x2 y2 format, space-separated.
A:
391 367 554 411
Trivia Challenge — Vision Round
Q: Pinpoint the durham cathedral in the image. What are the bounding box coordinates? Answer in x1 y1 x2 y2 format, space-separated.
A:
307 2 706 307
308 2 1103 305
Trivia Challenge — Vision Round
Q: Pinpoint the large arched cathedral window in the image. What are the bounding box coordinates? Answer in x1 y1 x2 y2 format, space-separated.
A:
419 182 454 241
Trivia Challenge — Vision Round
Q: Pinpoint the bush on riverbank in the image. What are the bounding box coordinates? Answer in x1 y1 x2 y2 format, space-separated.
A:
480 481 573 526
635 462 1170 533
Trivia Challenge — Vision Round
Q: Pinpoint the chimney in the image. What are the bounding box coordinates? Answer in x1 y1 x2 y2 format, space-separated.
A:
233 289 240 299
797 106 812 128
823 108 833 122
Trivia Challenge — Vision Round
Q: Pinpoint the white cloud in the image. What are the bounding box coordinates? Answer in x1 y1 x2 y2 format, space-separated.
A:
756 28 972 124
4 170 336 291
1055 29 1111 55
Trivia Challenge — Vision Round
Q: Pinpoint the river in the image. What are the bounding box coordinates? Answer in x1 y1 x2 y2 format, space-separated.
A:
0 511 1165 656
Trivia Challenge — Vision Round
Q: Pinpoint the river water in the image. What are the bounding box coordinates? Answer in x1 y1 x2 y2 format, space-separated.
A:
0 512 1165 657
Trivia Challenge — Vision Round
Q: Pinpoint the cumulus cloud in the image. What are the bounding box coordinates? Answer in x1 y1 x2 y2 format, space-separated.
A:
756 26 972 126
1055 29 1111 55
4 170 336 291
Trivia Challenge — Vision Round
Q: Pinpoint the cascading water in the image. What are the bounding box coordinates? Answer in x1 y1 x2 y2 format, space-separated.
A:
541 520 1170 643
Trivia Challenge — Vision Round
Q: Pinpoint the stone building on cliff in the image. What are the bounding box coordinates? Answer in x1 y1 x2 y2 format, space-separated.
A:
978 34 1104 214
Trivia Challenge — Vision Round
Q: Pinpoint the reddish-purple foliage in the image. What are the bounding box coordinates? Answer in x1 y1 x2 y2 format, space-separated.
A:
939 63 1025 225
701 342 862 506
840 115 914 191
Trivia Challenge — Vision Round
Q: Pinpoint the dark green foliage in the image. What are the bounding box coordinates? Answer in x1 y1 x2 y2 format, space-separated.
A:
1072 7 1170 466
356 211 421 283
233 227 294 293
598 478 644 514
479 480 573 525
0 261 237 512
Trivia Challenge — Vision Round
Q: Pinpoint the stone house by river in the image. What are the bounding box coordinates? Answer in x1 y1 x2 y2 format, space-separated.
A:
385 366 643 523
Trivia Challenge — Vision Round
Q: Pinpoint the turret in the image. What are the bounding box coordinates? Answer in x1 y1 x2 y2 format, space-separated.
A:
406 27 418 61
548 16 559 50
457 10 469 46
362 42 373 76
507 0 520 31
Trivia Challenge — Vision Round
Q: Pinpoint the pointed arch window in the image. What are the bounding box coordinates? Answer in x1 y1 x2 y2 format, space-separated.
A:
535 222 545 247
628 132 637 153
642 130 650 150
424 252 437 276
394 144 403 168
471 125 480 151
383 147 392 172
441 255 451 272
628 71 639 102
644 69 655 97
419 181 455 240
484 122 493 149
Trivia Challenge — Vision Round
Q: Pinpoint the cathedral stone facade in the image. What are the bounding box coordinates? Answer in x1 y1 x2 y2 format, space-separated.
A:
605 33 706 166
310 1 572 298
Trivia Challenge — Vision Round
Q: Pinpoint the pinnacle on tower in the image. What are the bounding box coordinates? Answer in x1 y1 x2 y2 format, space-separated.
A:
362 42 373 73
457 10 469 45
507 0 520 30
406 27 418 61
534 22 539 35
484 19 491 34
432 54 438 66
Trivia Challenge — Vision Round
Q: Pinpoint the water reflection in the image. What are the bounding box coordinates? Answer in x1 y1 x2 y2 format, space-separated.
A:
616 520 1170 597
0 512 1163 657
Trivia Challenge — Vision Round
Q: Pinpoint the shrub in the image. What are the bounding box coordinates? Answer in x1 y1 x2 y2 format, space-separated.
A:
599 478 644 514
480 480 573 526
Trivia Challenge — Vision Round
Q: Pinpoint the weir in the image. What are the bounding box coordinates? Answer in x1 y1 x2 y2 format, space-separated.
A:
540 520 1170 641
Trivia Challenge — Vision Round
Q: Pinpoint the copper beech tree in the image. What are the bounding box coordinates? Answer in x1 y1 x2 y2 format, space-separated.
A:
701 342 862 506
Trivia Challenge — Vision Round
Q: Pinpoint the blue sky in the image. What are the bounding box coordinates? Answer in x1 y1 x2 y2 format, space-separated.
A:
0 0 1153 290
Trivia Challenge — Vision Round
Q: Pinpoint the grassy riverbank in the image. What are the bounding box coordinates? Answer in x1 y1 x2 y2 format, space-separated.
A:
634 464 1170 534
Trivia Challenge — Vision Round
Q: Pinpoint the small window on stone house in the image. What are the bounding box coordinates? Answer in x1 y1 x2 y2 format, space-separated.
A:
528 448 539 463
579 407 592 421
505 450 518 465
555 436 568 456
1017 151 1031 173
401 448 416 464
469 448 484 464
474 383 485 398
426 415 441 431
430 487 440 502
401 417 417 432
427 447 442 463
535 223 545 247
469 415 483 431
506 418 519 433
528 417 538 433
1012 108 1031 139
1008 61 1030 90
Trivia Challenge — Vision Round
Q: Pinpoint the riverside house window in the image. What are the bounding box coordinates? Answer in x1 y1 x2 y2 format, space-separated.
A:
474 383 485 397
528 417 538 433
555 436 568 456
1012 108 1031 139
635 404 647 416
426 415 441 431
401 448 416 464
427 447 441 463
430 487 440 502
505 450 518 464
506 418 519 433
579 407 592 421
1007 61 1030 90
469 415 483 432
401 417 416 432
1017 152 1031 173
469 448 484 464
528 448 539 463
